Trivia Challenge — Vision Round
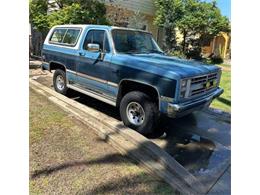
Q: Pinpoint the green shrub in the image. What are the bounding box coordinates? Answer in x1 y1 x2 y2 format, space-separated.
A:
185 47 202 60
210 56 224 64
168 50 186 59
30 0 109 33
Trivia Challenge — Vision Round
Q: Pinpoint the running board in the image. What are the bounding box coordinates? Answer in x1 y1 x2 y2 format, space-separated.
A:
67 84 116 107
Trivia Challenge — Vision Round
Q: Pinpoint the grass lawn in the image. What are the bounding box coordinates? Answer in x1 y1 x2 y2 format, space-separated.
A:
29 89 174 194
211 65 231 112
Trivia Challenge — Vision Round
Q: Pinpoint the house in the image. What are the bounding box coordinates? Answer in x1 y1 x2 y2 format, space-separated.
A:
202 32 231 59
104 0 165 46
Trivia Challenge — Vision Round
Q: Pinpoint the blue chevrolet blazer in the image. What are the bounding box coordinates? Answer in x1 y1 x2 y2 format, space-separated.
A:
41 24 223 135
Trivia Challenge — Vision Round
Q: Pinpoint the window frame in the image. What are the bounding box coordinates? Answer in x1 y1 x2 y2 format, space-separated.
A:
82 29 111 53
49 27 82 47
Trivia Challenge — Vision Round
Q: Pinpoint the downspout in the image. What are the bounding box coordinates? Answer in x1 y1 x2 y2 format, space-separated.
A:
223 34 229 59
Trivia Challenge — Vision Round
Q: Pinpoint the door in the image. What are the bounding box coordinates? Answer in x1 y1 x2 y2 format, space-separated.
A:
75 29 112 95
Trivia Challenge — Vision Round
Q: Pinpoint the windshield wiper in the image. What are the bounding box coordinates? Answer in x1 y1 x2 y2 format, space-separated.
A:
145 49 165 54
121 50 164 55
123 50 141 54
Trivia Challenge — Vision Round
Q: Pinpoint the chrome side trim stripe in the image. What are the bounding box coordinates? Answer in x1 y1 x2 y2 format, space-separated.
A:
77 72 107 84
108 81 118 88
66 69 118 88
67 84 116 107
67 69 76 74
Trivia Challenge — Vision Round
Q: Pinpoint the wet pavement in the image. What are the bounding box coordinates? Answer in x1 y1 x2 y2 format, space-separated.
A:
31 72 231 194
151 132 230 193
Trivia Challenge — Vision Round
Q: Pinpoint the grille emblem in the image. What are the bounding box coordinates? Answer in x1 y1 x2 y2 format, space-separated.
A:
206 81 211 89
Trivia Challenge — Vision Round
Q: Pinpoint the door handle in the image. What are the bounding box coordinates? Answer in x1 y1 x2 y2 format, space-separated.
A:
78 52 85 56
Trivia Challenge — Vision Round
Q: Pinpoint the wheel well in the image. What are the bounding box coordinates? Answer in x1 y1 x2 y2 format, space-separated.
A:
117 80 159 107
49 62 66 72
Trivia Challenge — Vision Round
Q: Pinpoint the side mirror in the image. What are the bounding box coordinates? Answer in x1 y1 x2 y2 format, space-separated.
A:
87 43 100 52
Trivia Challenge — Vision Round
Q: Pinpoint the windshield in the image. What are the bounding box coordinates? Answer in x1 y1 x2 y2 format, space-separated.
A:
112 29 163 54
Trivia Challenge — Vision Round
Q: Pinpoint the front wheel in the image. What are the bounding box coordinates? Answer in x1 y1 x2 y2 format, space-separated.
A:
120 91 159 135
53 69 68 95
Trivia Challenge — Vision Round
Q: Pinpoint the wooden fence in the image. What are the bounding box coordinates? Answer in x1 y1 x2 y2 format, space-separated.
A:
30 28 45 57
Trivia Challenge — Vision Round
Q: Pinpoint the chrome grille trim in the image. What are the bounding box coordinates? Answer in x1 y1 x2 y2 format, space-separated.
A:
180 72 220 99
189 72 218 97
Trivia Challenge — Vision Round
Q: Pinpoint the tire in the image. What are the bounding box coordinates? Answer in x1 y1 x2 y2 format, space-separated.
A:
120 91 159 135
53 69 68 95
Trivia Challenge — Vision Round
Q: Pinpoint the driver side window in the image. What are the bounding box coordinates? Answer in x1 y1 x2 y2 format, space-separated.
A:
83 30 110 52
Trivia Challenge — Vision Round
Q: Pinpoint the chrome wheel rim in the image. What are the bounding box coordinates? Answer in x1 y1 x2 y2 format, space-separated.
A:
56 75 65 90
126 102 145 126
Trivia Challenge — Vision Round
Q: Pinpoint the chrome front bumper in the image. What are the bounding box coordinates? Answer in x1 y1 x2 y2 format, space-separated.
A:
167 87 224 118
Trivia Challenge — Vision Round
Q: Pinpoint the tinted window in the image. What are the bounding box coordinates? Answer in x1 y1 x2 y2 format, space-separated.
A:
49 28 81 46
63 29 81 45
112 29 161 54
83 30 110 52
50 28 67 43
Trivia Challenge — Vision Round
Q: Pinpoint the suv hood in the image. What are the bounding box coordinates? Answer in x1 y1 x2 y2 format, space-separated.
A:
117 53 220 79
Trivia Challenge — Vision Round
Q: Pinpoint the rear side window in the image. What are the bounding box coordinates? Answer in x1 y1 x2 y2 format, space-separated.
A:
62 29 81 45
49 28 81 46
50 28 67 43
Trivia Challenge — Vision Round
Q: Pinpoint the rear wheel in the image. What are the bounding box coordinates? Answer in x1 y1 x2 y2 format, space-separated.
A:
53 69 68 95
120 91 159 135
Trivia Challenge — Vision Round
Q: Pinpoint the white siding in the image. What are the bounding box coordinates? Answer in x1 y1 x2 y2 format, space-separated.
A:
105 0 156 16
47 0 59 13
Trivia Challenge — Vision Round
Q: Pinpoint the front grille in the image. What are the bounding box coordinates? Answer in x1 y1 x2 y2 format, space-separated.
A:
189 72 218 97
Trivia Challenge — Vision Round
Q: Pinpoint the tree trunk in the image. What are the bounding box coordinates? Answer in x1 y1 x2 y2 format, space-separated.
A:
164 27 176 51
182 29 187 53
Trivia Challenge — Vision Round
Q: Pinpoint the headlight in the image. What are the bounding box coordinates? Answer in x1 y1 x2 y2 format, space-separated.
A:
180 79 190 98
181 80 187 88
180 90 186 98
217 70 222 85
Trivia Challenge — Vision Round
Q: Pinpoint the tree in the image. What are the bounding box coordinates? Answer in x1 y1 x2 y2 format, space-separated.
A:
105 3 129 27
29 0 49 34
128 11 147 30
47 2 109 27
154 0 184 51
178 0 230 52
154 0 230 55
29 0 109 33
